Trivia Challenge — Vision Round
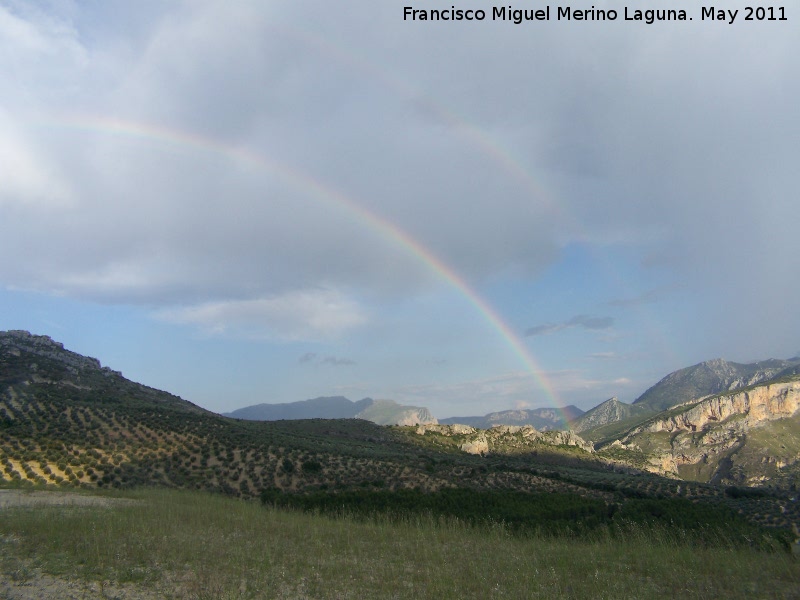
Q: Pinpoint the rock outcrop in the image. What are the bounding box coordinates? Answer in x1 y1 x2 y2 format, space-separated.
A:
0 330 119 376
415 422 594 455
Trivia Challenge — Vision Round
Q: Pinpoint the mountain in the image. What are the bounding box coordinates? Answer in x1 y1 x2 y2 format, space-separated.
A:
569 397 651 434
632 357 800 413
600 374 800 489
225 397 437 426
440 406 584 431
224 396 369 420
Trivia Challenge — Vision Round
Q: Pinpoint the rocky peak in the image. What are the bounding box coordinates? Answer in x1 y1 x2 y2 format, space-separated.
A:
0 330 113 375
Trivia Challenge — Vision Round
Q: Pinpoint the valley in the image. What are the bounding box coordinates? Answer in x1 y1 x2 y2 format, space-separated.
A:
1 329 799 597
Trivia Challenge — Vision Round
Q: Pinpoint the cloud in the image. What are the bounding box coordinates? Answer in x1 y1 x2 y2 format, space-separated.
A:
298 352 356 367
298 352 317 364
154 289 367 341
607 286 678 308
321 356 356 367
589 352 618 360
525 315 614 337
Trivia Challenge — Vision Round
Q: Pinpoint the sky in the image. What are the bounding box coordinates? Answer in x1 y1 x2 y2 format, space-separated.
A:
1 1 798 418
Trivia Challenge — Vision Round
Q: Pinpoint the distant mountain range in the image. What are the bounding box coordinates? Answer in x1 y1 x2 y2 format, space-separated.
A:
440 406 584 431
225 396 437 426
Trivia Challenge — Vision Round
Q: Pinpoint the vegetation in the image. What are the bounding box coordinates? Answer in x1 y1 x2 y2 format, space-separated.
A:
1 488 798 599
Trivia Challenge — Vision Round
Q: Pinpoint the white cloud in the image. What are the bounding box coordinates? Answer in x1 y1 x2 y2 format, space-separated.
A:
0 111 72 208
154 288 367 341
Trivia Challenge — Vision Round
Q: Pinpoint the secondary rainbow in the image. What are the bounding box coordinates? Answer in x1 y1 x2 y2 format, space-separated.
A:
40 114 566 416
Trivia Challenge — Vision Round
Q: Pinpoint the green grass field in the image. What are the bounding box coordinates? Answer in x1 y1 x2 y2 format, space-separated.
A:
1 487 798 599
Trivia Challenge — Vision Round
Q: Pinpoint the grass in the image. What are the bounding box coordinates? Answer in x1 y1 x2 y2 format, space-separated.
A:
1 487 798 599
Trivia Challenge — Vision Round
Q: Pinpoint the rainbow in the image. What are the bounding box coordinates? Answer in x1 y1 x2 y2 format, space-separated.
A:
36 113 566 418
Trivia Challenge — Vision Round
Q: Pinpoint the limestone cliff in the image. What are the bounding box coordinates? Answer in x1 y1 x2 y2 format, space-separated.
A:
604 378 800 486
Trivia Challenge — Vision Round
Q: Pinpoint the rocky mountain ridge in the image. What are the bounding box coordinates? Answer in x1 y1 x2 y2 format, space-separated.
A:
632 357 800 413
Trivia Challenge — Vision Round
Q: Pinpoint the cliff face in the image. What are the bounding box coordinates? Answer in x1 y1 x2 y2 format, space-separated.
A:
606 378 800 486
642 381 800 434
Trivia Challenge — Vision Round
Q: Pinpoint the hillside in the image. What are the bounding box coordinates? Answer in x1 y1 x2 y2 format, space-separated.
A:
440 405 584 431
570 397 651 434
633 357 800 413
0 330 637 500
226 396 437 426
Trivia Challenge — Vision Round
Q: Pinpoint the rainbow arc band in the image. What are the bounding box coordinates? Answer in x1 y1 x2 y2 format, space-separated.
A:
40 113 566 419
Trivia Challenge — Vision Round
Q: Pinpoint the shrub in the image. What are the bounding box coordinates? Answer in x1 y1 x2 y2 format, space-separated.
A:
301 460 323 474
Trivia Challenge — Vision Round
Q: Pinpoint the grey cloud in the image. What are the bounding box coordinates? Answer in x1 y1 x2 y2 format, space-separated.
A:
298 352 317 364
298 353 356 367
321 356 356 367
608 288 669 308
525 315 614 337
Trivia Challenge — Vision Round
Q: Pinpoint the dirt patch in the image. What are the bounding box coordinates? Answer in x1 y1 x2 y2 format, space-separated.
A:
0 569 165 600
0 489 138 510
